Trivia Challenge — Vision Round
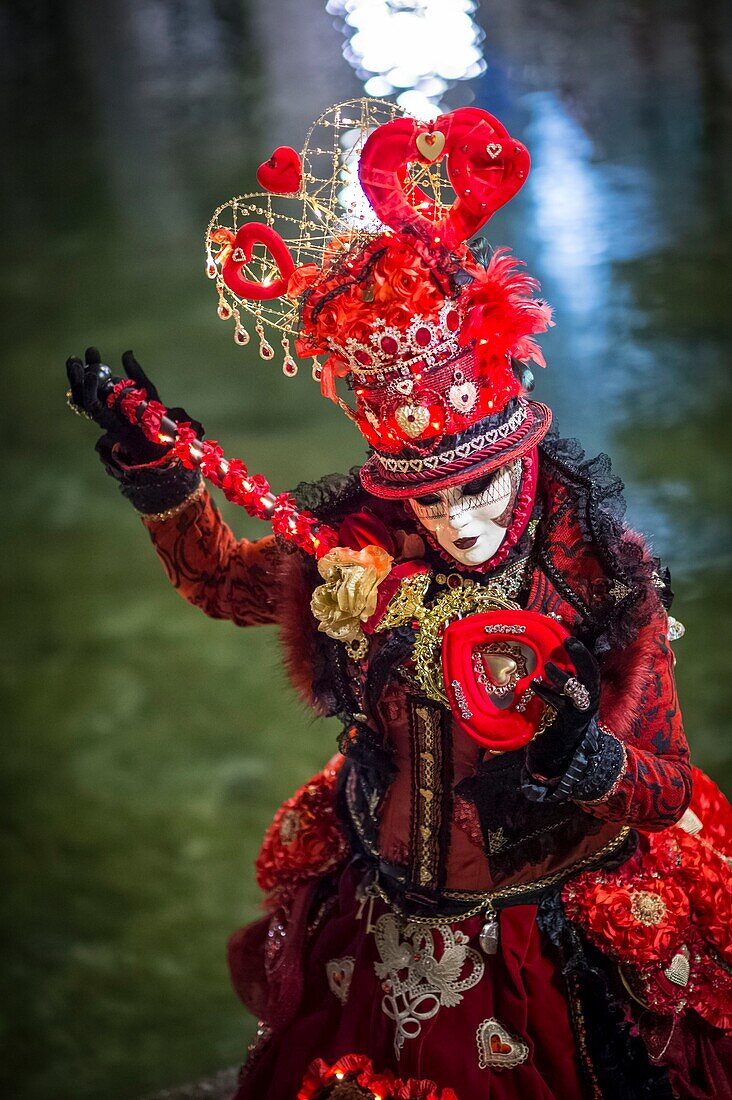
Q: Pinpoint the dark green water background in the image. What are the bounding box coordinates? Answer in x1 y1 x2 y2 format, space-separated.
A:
2 1 730 1097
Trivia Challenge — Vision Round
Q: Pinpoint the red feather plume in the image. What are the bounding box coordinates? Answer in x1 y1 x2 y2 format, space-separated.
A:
459 247 554 372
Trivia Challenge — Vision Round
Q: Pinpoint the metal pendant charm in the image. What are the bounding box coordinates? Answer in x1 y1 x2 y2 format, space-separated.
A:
479 915 499 955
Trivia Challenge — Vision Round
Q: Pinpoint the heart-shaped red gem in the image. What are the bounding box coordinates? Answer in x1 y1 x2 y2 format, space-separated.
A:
256 146 302 194
221 223 295 301
490 1034 512 1055
359 107 530 255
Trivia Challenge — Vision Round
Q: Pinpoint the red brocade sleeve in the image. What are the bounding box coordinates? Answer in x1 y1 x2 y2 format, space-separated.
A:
581 612 692 830
141 486 281 626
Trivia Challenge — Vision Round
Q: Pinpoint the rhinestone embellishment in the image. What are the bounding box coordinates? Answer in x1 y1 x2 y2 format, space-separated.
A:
630 890 667 926
395 403 431 438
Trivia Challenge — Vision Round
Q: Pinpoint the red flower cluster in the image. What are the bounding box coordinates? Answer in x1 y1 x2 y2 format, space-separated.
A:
291 236 551 398
687 764 732 860
255 756 348 901
293 237 448 370
288 233 553 444
564 870 689 963
299 1054 458 1100
563 813 732 1029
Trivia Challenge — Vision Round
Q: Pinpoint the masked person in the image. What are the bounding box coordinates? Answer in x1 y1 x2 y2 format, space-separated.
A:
66 104 731 1100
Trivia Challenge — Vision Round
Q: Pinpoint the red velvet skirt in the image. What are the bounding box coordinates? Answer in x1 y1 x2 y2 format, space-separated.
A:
230 866 588 1100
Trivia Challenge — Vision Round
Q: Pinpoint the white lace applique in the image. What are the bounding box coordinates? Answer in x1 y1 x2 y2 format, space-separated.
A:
373 912 484 1054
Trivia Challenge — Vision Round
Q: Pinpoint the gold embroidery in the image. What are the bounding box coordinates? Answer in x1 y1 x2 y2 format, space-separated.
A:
409 701 445 889
373 570 432 633
413 584 519 704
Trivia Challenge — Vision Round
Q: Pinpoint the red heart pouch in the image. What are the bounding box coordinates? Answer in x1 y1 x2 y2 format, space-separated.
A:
442 609 573 752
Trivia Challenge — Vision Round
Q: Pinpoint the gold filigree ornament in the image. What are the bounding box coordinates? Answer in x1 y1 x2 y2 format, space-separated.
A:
412 585 520 705
372 570 432 634
473 641 527 697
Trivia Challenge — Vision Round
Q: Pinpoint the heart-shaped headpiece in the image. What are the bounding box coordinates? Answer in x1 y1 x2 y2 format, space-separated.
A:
205 99 552 480
359 107 530 258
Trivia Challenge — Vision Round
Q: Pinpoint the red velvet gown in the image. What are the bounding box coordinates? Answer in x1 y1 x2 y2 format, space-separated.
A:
139 455 732 1100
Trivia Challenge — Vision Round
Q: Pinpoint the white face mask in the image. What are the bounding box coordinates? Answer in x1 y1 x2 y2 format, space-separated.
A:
408 461 519 567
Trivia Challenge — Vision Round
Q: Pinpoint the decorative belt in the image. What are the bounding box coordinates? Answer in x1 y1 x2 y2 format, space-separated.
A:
359 827 633 952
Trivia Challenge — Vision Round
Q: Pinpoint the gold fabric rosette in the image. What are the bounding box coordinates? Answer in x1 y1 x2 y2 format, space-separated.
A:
310 545 393 648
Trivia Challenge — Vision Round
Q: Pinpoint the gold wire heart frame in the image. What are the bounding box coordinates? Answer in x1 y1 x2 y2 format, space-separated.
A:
204 98 458 377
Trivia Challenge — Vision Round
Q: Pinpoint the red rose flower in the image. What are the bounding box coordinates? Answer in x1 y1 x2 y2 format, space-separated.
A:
563 871 689 964
287 263 321 299
688 951 732 1031
256 756 348 899
687 764 732 859
674 829 732 964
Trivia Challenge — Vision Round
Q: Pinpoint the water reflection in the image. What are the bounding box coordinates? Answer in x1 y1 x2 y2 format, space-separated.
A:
328 0 485 117
523 91 666 449
1 2 730 1099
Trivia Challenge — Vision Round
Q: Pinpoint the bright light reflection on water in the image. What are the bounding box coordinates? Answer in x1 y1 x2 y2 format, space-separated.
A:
328 0 486 116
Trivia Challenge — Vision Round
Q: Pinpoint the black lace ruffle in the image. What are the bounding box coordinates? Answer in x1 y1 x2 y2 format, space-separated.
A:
290 465 364 518
522 720 626 805
538 432 668 654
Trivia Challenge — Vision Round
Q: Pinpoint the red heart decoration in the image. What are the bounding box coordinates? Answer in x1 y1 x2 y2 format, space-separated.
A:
256 146 302 194
221 222 295 301
359 107 530 254
442 609 573 752
490 1034 512 1055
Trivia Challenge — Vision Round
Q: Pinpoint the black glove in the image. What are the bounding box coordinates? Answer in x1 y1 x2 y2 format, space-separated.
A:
66 346 203 465
66 347 204 513
525 637 601 778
